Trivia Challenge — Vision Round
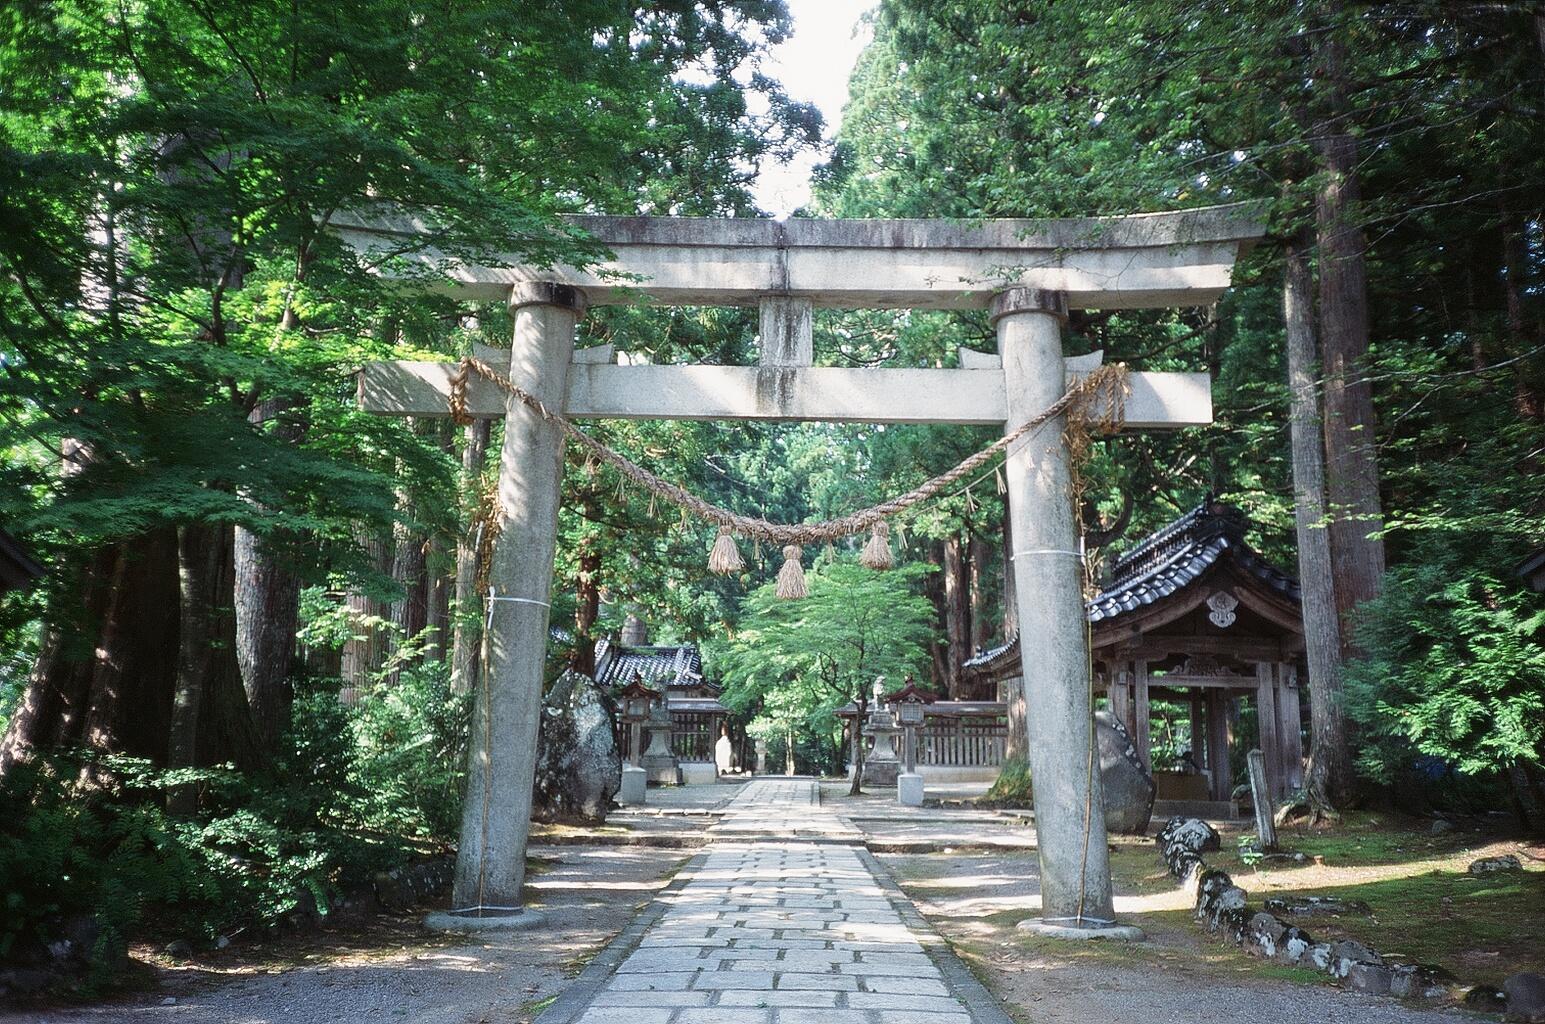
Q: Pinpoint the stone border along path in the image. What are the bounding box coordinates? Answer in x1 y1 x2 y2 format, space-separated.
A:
536 778 1013 1024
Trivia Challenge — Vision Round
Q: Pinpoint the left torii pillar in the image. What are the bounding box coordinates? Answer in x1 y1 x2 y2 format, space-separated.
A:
433 282 585 930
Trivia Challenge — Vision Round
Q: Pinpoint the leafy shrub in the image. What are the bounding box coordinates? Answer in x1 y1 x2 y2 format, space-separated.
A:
0 670 470 983
348 664 469 841
1346 544 1545 823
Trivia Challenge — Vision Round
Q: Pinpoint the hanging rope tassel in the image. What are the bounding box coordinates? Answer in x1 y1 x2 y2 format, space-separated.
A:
859 521 894 570
775 545 807 599
708 525 745 575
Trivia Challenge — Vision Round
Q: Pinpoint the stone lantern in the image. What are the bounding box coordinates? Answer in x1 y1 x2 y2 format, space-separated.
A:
861 677 903 787
639 684 680 785
617 674 657 805
889 676 935 807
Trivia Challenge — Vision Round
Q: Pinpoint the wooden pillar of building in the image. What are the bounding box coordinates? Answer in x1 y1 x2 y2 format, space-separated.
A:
1107 666 1130 734
1277 663 1305 791
1189 691 1204 769
1207 688 1232 802
1003 673 1028 762
1133 660 1151 773
1255 662 1281 802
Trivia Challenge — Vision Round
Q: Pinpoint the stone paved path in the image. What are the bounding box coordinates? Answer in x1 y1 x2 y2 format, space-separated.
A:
543 778 1005 1024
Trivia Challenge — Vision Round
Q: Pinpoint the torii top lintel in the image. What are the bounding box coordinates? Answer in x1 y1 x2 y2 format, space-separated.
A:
333 202 1264 311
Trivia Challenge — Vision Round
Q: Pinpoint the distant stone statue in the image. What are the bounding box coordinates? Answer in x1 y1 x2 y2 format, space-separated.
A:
714 728 734 775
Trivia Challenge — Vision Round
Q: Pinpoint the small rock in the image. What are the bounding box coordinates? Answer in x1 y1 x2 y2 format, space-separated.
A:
1466 984 1509 1012
1242 912 1287 958
1278 926 1315 964
1309 942 1334 970
1469 854 1523 875
1159 817 1222 855
1504 972 1545 1023
161 997 177 1006
215 935 231 950
1263 895 1373 917
1328 939 1382 979
1347 962 1395 996
1429 818 1455 835
1390 964 1456 1000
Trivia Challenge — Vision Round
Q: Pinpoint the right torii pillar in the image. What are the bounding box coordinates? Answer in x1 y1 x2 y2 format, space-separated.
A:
995 287 1133 938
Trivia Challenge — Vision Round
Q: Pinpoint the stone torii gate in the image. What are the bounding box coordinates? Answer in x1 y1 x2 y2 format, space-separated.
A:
345 205 1264 933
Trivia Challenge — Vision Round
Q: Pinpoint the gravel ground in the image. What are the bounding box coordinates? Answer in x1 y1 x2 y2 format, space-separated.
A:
3 845 687 1024
882 851 1479 1024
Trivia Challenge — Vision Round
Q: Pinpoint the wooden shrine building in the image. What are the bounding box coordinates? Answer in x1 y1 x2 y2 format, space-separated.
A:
593 634 729 764
965 501 1306 811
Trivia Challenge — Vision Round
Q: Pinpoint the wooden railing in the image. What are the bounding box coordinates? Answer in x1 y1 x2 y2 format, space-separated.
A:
918 713 1008 767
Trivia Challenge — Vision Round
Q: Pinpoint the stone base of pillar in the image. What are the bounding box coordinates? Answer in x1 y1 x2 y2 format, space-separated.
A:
642 754 680 785
864 759 900 788
1015 918 1145 942
619 765 647 805
424 908 547 933
680 761 717 786
897 772 924 807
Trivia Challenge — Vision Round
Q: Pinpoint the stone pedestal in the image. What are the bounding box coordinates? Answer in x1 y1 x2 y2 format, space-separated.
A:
898 772 925 807
619 764 647 806
641 706 678 785
865 758 900 788
680 761 717 785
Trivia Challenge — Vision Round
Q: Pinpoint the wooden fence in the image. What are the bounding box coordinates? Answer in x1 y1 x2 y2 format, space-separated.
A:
918 713 1008 768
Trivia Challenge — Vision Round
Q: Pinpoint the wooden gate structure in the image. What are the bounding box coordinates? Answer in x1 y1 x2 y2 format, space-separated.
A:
346 205 1264 931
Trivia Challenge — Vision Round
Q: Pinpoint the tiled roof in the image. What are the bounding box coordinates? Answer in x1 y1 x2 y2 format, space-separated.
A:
965 502 1299 671
593 640 712 692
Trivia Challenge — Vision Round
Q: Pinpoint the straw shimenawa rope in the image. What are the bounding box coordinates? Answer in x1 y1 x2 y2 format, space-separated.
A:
449 354 1128 587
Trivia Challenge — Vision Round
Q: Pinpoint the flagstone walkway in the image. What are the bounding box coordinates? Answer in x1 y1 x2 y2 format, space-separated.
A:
538 779 1010 1024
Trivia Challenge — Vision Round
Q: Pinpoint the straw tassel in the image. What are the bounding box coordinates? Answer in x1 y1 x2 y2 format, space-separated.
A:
859 521 894 570
775 545 807 599
708 526 745 575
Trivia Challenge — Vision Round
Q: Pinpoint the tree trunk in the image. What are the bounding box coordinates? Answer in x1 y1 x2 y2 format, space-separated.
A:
341 533 392 700
189 525 263 771
234 398 303 751
968 530 991 657
423 532 451 663
0 548 117 773
1315 4 1386 650
77 531 181 765
942 533 969 697
169 524 223 811
849 697 867 795
388 518 427 675
573 543 601 677
234 525 299 750
450 419 491 694
1501 205 1544 421
1284 234 1356 816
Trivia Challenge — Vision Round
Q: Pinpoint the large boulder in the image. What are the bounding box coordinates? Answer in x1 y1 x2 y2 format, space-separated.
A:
1097 711 1156 834
533 670 621 823
1505 973 1545 1023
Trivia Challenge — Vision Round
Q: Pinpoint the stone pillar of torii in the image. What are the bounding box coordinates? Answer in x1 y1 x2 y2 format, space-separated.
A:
344 205 1265 934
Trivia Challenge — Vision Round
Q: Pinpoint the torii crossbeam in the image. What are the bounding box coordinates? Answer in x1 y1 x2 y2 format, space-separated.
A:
346 204 1265 935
